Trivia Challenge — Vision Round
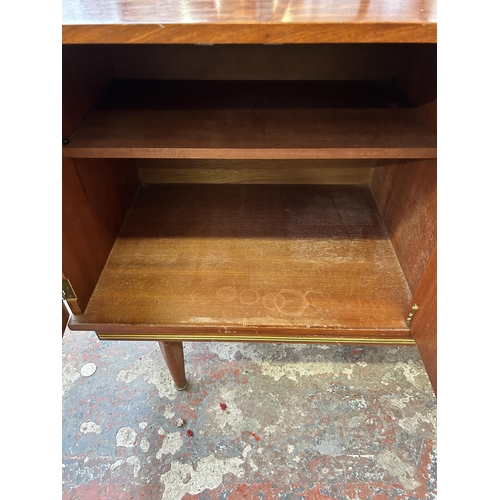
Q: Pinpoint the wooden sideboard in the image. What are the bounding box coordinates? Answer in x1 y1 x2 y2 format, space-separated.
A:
62 0 437 394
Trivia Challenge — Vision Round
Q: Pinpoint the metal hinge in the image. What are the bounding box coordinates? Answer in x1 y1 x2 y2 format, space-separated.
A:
62 278 77 300
406 304 419 327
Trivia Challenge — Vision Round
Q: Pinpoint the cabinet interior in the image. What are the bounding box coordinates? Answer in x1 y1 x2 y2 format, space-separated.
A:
62 43 436 343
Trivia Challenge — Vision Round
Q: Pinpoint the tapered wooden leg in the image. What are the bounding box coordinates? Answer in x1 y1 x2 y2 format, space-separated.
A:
158 341 188 391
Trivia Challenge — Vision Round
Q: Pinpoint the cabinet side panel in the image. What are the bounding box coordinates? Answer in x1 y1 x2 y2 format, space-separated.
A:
408 246 437 394
62 156 140 313
370 159 436 294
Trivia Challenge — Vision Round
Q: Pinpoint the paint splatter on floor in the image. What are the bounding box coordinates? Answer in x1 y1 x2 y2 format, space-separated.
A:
62 330 436 499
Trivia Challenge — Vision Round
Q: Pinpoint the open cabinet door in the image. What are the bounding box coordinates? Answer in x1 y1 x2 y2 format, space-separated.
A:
62 300 70 336
62 44 141 318
62 155 140 316
408 246 437 394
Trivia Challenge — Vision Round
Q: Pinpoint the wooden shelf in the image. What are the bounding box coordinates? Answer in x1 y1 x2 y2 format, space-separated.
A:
62 0 436 44
64 80 437 160
70 184 413 342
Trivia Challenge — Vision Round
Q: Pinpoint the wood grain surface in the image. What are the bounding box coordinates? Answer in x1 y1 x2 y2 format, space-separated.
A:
408 245 437 394
370 158 436 294
158 342 188 389
71 184 413 340
62 156 140 313
62 0 436 44
137 159 374 185
63 80 437 160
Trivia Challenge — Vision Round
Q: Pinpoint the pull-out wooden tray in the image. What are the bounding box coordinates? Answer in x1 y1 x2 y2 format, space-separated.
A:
70 184 414 343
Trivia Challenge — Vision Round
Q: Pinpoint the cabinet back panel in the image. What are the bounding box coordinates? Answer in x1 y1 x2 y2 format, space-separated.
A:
108 44 415 81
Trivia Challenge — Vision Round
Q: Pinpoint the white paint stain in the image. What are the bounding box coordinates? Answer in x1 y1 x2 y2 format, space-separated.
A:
110 459 124 470
287 444 295 454
213 388 260 435
79 421 102 434
116 427 137 447
126 456 141 477
139 422 147 429
156 432 183 460
263 424 278 438
348 398 367 409
116 356 178 399
248 458 258 471
381 394 411 409
62 363 81 395
158 427 166 436
382 361 430 391
140 437 150 452
314 436 344 457
259 361 345 382
109 457 140 478
348 416 359 428
398 409 436 434
377 449 420 491
163 404 175 419
160 454 244 500
242 444 252 458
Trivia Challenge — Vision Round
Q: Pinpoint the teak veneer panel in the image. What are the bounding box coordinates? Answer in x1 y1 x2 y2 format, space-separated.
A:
408 245 437 394
138 159 374 185
62 156 140 313
64 80 437 160
71 184 413 341
371 158 436 294
62 0 436 44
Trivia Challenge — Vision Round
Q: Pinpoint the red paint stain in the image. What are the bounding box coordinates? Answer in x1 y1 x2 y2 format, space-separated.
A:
186 430 194 437
242 430 261 441
207 363 241 381
220 403 227 410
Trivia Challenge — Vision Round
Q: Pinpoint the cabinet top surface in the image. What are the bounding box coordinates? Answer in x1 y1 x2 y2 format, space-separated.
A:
62 0 437 44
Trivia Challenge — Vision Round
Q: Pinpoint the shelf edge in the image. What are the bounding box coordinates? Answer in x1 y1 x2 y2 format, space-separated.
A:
63 147 437 160
62 23 437 45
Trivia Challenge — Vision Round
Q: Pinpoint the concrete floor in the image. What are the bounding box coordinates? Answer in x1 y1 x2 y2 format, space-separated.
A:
62 330 436 499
